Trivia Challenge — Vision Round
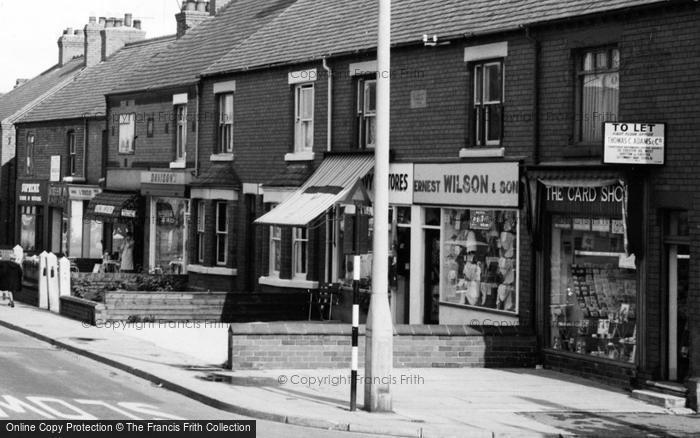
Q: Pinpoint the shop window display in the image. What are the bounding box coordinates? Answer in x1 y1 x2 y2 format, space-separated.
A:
440 208 518 312
549 215 637 363
153 198 188 274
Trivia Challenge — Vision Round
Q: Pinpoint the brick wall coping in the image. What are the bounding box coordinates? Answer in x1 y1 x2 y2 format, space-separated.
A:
229 322 530 337
61 295 103 309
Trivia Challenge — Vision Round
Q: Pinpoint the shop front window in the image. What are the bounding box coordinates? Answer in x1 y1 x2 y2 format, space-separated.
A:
153 198 188 274
549 215 637 363
440 208 518 312
20 206 39 252
337 205 373 288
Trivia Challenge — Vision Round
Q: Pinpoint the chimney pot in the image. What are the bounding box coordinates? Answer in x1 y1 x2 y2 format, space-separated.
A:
89 16 96 24
105 17 115 27
98 17 106 26
115 18 123 27
133 19 142 30
74 29 83 36
66 27 74 35
124 13 133 27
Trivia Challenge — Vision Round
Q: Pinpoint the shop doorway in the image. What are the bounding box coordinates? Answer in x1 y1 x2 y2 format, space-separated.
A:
667 244 689 382
665 211 689 383
394 226 411 324
424 228 440 324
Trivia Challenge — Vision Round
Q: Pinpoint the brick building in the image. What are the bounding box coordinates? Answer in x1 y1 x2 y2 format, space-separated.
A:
199 0 700 406
0 40 85 246
13 14 171 270
8 0 700 408
103 0 292 286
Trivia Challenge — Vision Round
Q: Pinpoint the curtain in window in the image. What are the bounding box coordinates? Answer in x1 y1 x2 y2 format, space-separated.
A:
581 72 618 142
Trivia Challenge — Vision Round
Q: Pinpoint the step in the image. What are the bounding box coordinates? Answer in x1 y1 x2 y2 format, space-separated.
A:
632 389 686 409
644 380 687 397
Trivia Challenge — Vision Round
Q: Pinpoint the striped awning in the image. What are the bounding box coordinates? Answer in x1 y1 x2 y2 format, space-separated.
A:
85 191 140 223
255 154 374 226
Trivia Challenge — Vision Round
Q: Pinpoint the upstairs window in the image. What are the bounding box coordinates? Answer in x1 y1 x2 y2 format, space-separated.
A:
26 133 35 175
576 47 620 144
217 93 234 154
175 104 187 162
357 78 377 149
118 113 135 154
294 83 314 152
67 131 76 176
473 61 503 146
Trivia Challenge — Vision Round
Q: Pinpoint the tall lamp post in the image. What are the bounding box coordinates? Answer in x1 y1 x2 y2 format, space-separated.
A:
365 0 393 413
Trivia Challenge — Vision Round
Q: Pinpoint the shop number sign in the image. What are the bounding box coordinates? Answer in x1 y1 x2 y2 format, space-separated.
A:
603 122 665 165
413 162 519 208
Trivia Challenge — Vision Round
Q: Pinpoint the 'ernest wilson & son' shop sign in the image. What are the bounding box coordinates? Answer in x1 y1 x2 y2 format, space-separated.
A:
413 162 520 208
603 122 665 165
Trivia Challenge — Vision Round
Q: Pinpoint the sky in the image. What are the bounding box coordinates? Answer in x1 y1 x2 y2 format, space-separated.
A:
0 0 181 93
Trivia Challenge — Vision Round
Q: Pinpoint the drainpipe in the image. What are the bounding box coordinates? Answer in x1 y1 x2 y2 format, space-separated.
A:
523 25 540 165
194 83 201 177
322 58 332 152
83 118 89 181
523 24 542 365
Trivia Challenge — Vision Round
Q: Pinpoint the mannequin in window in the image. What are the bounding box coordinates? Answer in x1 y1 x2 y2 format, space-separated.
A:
120 232 135 273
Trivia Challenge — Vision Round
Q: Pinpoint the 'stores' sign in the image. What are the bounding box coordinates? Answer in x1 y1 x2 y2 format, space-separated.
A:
413 162 519 207
603 122 665 165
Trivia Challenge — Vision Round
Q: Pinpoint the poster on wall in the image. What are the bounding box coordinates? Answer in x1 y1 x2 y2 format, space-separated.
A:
603 122 665 165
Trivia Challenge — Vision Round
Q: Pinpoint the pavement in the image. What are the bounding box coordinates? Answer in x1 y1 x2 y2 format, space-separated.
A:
0 302 698 438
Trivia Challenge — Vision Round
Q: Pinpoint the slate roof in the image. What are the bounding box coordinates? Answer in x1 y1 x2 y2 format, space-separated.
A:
0 57 84 124
109 0 297 94
203 0 667 76
191 164 242 189
19 35 175 123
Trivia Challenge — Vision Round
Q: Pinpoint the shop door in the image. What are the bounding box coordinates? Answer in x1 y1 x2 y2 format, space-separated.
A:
394 226 411 324
424 229 440 324
667 244 689 382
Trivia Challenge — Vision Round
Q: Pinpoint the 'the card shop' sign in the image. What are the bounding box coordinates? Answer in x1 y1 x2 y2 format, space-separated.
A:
603 122 665 165
413 162 519 207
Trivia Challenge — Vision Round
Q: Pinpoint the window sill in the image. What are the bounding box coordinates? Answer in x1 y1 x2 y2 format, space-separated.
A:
169 161 187 169
210 153 235 162
459 147 505 159
259 276 319 289
62 176 85 183
285 151 315 162
187 265 238 276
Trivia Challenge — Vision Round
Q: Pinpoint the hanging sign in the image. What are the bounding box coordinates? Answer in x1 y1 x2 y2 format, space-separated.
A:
603 122 665 165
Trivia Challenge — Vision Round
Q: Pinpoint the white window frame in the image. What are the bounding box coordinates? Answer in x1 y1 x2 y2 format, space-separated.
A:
473 61 504 147
215 201 228 266
294 83 314 153
357 78 377 149
197 201 205 263
292 227 308 279
270 225 282 277
175 104 187 162
218 93 234 154
118 113 136 154
68 131 76 176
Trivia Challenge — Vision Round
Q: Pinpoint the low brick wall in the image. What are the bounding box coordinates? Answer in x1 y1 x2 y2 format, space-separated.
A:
543 350 637 389
14 287 38 306
228 323 536 370
60 296 106 324
71 273 188 300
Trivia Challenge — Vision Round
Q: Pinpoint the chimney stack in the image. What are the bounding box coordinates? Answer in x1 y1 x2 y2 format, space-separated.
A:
84 12 145 67
176 1 209 39
101 13 146 61
209 0 233 16
58 26 84 66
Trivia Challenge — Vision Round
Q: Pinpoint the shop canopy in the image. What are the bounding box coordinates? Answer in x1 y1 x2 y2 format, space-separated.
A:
85 191 140 223
255 154 375 227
